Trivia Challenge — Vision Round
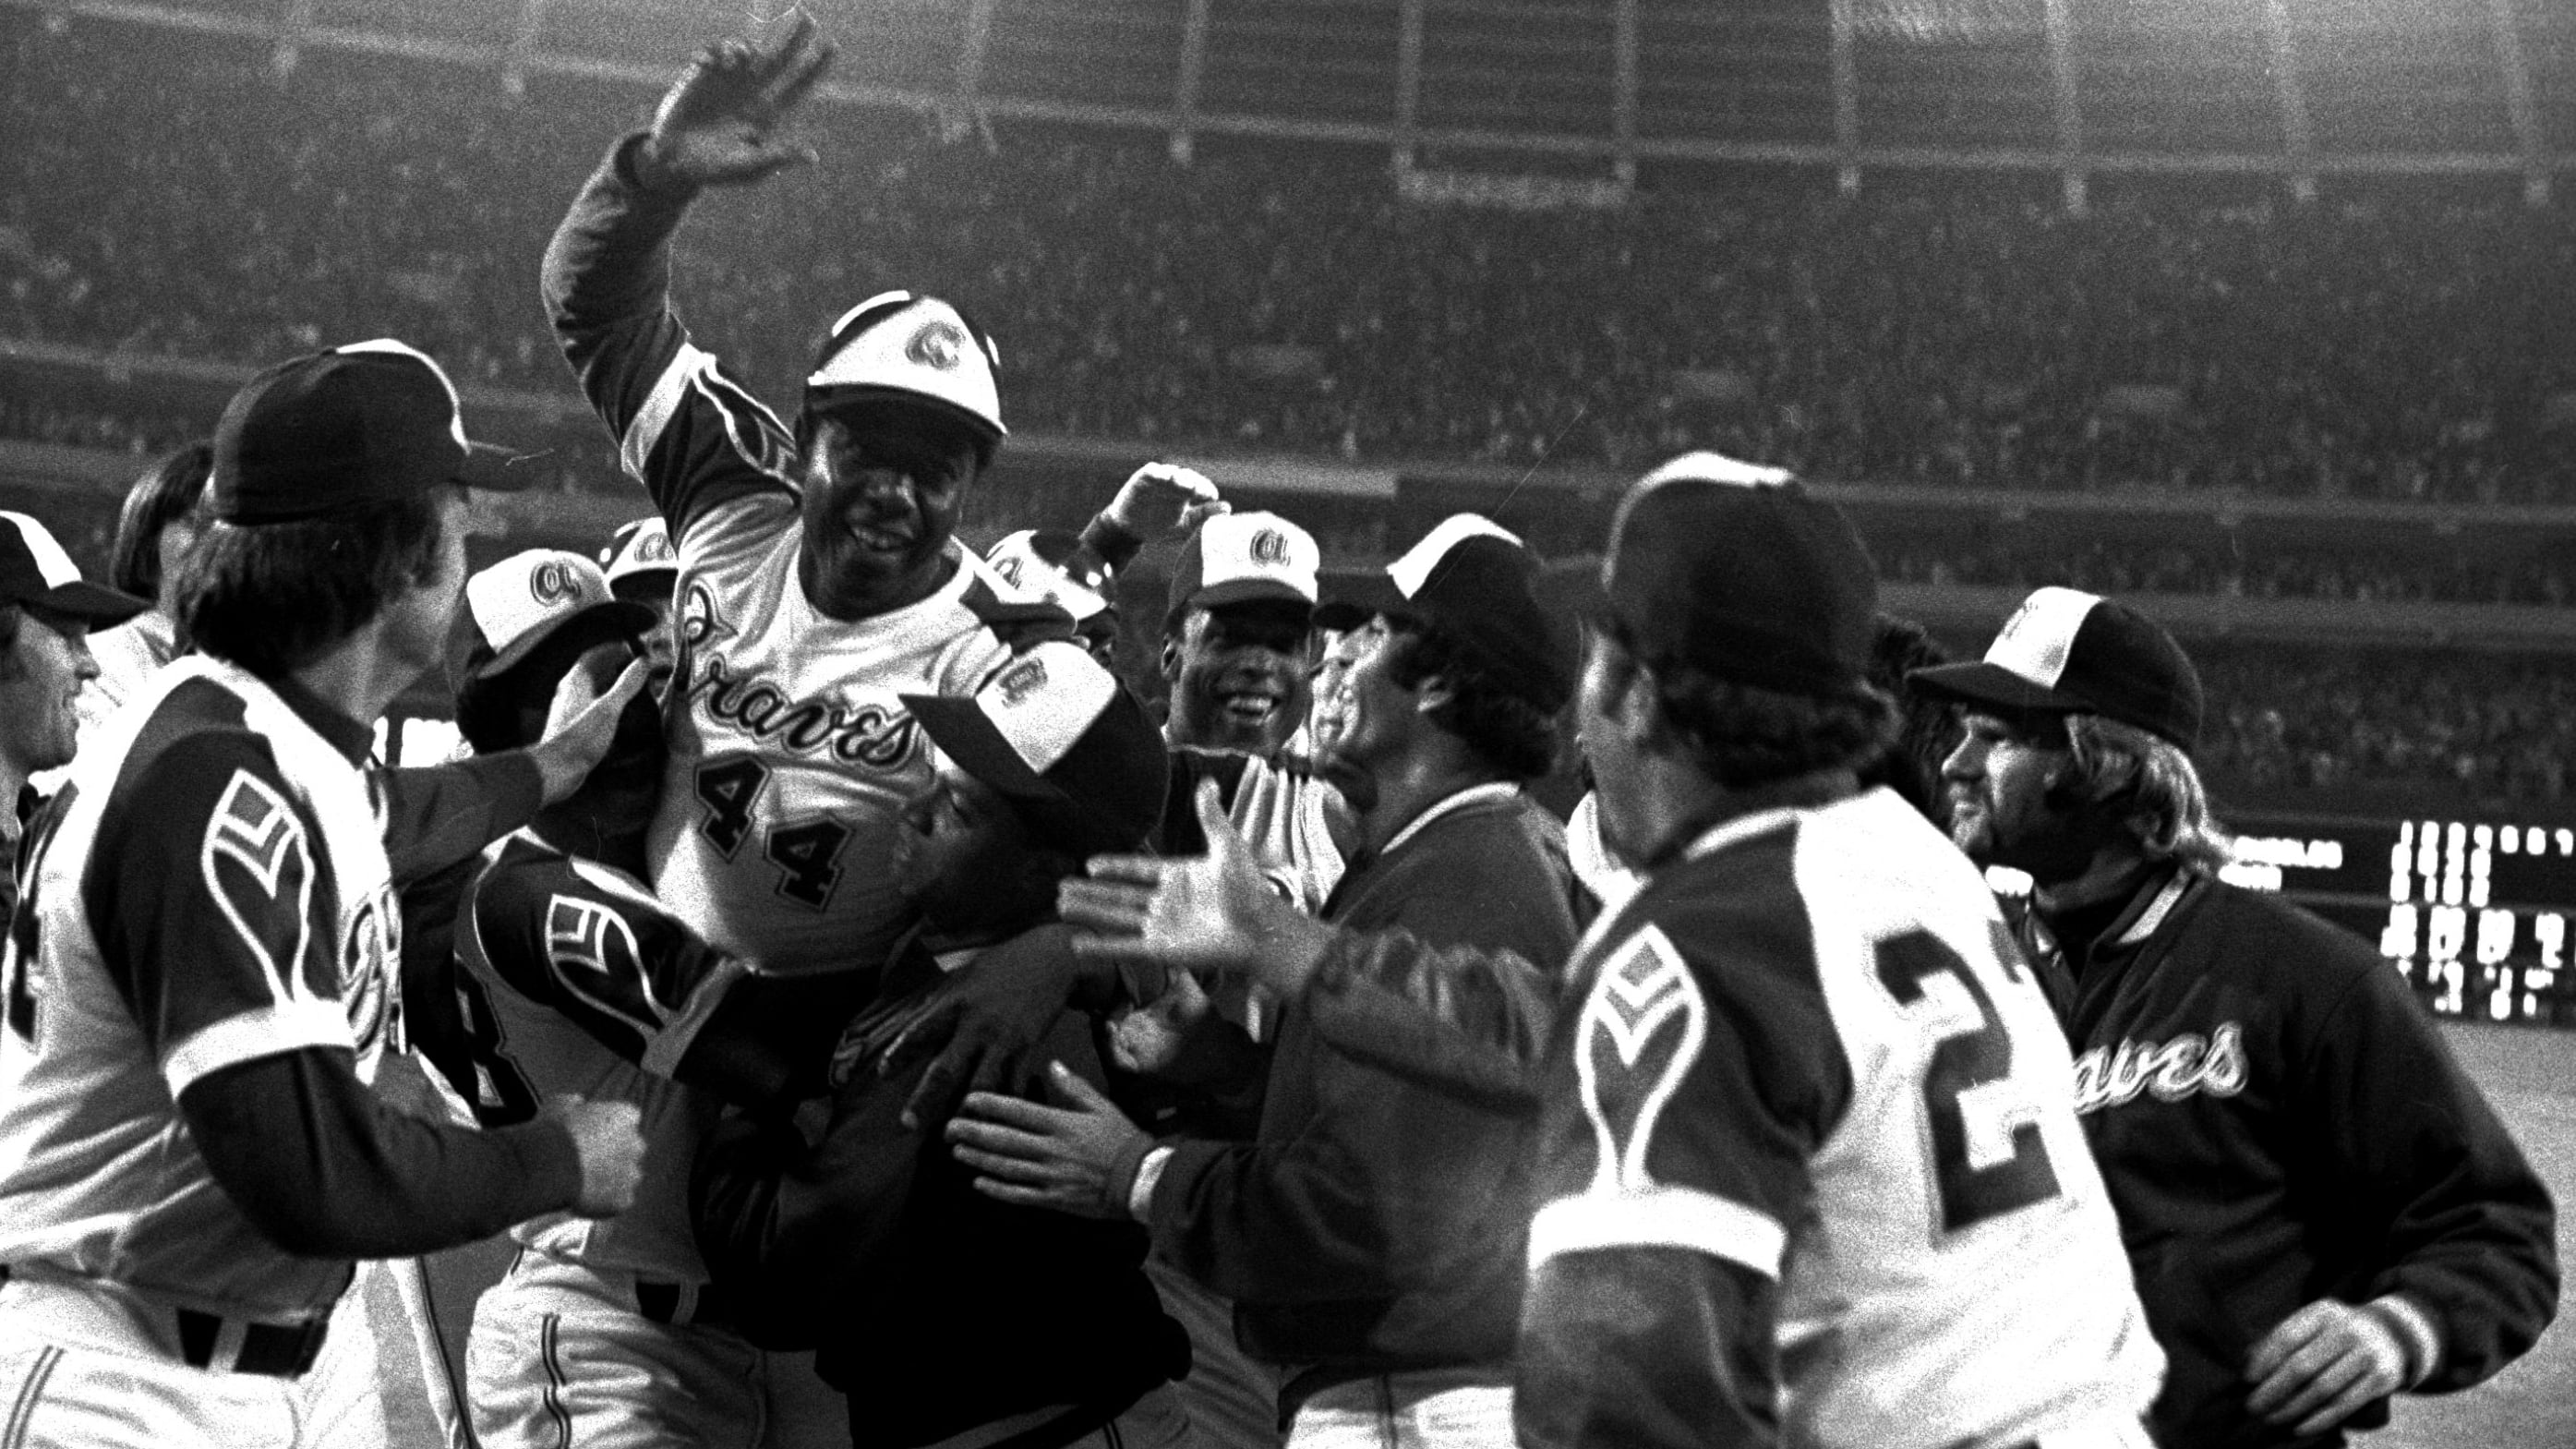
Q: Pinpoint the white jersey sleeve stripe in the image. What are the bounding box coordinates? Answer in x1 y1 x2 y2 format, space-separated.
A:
691 367 798 485
162 997 358 1096
1529 1187 1789 1280
620 344 705 486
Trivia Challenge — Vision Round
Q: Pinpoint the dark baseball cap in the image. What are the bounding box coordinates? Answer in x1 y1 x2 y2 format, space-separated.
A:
1321 513 1576 714
0 511 150 626
1601 452 1878 698
211 339 537 525
1910 586 2204 750
901 642 1168 860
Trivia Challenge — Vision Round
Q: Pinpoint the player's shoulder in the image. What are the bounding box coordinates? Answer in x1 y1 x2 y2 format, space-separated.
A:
95 670 290 820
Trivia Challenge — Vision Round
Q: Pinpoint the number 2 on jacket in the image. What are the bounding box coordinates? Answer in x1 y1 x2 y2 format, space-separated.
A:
1873 926 2062 1235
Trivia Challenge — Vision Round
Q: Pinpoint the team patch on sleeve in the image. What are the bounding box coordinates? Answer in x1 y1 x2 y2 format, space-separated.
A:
161 769 353 1091
1530 924 1789 1280
202 770 322 1002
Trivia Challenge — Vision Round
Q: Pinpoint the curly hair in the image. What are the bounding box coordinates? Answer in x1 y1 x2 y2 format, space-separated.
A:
1385 616 1563 782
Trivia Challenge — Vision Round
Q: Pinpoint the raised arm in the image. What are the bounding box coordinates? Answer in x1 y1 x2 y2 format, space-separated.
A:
540 17 835 537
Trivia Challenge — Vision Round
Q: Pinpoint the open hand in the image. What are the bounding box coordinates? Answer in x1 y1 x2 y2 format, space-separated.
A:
1057 779 1332 995
946 1061 1151 1219
529 656 652 804
642 13 838 189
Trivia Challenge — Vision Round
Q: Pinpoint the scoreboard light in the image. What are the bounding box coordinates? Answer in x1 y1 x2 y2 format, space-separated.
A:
2232 814 2576 1028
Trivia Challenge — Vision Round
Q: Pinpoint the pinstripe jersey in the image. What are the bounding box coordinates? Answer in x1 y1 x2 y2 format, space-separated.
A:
0 657 401 1321
1522 787 2161 1449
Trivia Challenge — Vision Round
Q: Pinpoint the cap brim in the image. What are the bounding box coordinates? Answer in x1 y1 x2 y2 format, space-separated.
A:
1190 578 1318 614
34 580 152 628
457 440 545 493
1906 660 2086 718
1314 572 1405 631
902 694 1052 798
481 599 656 682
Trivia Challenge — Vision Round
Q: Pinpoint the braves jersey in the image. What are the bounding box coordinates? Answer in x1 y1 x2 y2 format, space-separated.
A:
0 657 402 1321
547 137 1081 979
1521 787 2161 1449
449 832 748 1281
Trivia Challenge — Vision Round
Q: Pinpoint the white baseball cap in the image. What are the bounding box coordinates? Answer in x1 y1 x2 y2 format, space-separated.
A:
448 549 655 688
598 516 679 596
900 640 1167 858
1165 512 1319 621
985 528 1111 624
804 291 1005 451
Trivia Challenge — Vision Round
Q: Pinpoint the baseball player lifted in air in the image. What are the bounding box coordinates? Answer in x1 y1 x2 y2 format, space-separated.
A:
542 14 1169 1442
1050 453 2171 1449
692 641 1192 1449
1916 586 2557 1448
0 341 647 1449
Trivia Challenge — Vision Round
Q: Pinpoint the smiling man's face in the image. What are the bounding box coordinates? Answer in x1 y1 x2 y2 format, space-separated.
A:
797 407 982 621
1162 599 1314 755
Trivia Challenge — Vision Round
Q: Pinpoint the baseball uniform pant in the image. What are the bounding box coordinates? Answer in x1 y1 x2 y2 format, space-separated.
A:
0 1273 327 1449
1144 1254 1282 1449
1285 1371 1512 1449
468 1249 765 1449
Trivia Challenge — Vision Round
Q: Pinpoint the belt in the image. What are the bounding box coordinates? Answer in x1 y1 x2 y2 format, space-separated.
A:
0 1266 331 1379
175 1307 331 1378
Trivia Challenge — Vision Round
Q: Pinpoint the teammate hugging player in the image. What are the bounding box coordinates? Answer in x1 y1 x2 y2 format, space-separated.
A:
692 642 1190 1449
542 15 1169 1443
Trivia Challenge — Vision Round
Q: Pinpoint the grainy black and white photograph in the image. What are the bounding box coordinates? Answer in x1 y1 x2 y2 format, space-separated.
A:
0 0 2570 1445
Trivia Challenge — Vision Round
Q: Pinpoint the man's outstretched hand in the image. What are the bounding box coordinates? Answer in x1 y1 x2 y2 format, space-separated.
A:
641 13 838 190
1057 779 1337 998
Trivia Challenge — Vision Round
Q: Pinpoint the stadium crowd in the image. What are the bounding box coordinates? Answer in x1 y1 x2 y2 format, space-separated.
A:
0 14 2560 1449
6 10 2576 501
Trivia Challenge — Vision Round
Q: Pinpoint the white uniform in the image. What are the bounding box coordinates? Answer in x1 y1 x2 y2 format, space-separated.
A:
1521 788 2163 1449
0 658 402 1448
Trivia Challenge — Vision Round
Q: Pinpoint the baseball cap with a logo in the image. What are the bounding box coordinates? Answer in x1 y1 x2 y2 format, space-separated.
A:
0 512 149 626
986 529 1112 625
1601 452 1878 699
1320 513 1576 714
210 339 537 525
599 517 680 599
1910 586 2204 751
1165 512 1319 623
901 642 1167 859
803 292 1005 460
447 549 655 704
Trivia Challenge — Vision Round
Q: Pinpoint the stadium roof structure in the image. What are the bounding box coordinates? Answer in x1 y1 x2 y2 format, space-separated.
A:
16 0 2575 200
